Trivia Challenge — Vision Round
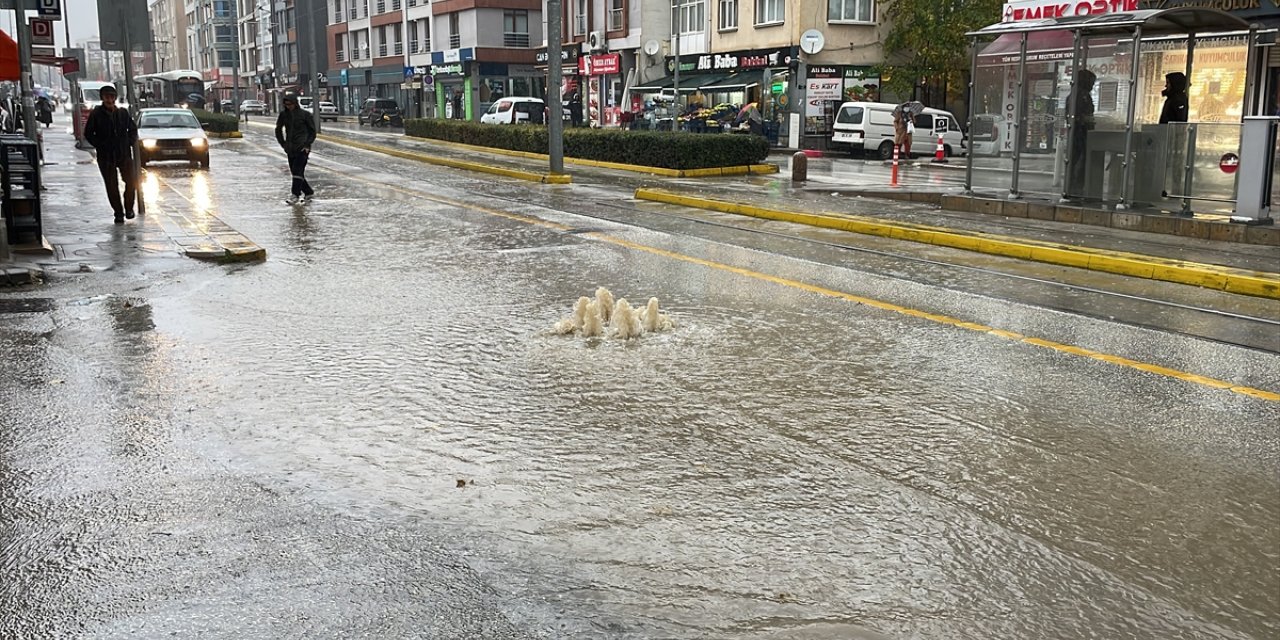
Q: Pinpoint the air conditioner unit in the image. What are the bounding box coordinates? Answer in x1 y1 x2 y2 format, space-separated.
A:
588 31 605 52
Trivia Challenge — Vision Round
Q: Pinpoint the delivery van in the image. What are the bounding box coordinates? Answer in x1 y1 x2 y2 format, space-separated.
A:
830 101 966 159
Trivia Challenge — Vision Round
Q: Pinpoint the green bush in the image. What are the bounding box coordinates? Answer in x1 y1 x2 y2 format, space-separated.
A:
404 119 769 170
192 109 240 133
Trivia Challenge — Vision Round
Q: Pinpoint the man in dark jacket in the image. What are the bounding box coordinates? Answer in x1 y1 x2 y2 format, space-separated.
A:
82 84 138 223
1159 72 1189 124
275 92 317 204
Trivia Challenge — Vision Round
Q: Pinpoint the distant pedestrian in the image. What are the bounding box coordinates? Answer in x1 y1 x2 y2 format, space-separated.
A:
892 101 924 158
275 92 316 205
35 96 53 127
1159 72 1189 124
82 83 138 224
567 91 583 127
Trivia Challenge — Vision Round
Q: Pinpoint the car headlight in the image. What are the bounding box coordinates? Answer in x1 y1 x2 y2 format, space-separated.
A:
189 137 206 148
141 139 158 149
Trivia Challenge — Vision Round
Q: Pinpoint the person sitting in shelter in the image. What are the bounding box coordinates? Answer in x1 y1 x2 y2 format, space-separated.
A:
1159 72 1189 124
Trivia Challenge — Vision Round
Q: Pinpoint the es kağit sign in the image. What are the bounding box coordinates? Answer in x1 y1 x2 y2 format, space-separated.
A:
1002 0 1138 21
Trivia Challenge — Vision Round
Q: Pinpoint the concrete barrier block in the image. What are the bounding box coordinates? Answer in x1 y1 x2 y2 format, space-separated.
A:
1003 201 1029 217
941 195 971 212
910 192 942 205
1055 206 1083 224
1175 218 1212 240
1027 203 1056 220
1142 215 1178 235
1111 212 1143 229
1209 223 1247 243
971 198 1004 216
1245 225 1280 246
1081 208 1110 227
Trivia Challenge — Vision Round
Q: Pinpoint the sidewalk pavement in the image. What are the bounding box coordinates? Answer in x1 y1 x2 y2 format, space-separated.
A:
1 122 264 284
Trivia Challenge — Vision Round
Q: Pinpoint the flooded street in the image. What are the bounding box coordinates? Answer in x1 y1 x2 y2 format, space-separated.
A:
2 126 1277 639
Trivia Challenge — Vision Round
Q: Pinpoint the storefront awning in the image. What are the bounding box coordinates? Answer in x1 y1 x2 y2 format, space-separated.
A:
632 73 733 92
699 72 761 91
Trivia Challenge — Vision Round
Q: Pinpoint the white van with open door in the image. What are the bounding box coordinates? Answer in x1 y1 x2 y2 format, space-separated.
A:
831 101 967 159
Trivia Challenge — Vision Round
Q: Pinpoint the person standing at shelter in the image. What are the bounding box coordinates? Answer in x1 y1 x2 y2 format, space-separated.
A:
275 92 317 205
1159 72 1189 124
82 84 138 224
1067 70 1097 197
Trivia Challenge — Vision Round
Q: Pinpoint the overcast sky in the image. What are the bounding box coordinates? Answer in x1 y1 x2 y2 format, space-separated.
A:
0 0 103 50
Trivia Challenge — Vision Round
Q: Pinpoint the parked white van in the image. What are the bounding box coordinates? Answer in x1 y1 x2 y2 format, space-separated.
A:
830 102 966 159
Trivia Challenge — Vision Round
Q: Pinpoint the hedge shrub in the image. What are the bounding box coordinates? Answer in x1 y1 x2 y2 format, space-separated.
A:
192 109 240 133
404 118 769 170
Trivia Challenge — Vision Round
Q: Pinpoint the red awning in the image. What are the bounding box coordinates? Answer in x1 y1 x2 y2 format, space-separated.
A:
0 30 18 81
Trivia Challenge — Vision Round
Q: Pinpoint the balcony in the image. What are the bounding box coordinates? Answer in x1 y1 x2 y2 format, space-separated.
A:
376 0 385 13
608 8 623 31
336 50 347 62
409 39 418 53
392 0 401 9
502 33 529 47
348 6 356 18
449 34 460 48
333 10 342 22
378 43 387 57
394 42 403 55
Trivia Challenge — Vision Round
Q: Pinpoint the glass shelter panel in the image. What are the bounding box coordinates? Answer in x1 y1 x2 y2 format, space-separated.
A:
968 34 1020 195
1065 35 1134 203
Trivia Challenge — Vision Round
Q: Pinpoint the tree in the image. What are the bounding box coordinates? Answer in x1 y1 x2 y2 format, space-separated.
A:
879 0 1002 105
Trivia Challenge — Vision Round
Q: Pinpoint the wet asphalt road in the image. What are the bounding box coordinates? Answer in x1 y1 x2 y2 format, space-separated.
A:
1 122 1278 639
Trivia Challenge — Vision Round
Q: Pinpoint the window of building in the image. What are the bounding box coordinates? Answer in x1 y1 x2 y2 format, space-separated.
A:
376 0 385 14
608 0 624 31
215 25 234 43
213 0 231 18
393 23 403 55
573 0 587 36
718 0 736 30
377 25 388 57
828 0 872 22
217 49 235 67
449 13 460 49
674 0 705 34
755 0 782 24
332 0 343 23
335 33 346 61
503 10 529 47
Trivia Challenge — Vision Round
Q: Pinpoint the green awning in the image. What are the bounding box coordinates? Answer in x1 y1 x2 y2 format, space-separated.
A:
631 73 733 93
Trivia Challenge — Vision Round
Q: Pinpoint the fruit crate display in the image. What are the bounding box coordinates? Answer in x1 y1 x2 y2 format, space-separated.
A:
0 134 41 243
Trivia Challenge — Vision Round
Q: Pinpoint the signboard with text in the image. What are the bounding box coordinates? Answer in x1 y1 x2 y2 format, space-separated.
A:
579 53 620 76
1002 0 1137 21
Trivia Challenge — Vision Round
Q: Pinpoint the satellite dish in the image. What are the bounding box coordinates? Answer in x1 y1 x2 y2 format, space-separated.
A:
644 39 661 56
800 29 826 55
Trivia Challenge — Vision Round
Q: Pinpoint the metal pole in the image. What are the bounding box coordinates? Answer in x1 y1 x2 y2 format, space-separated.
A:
1009 32 1027 198
965 37 978 193
1118 27 1142 210
672 1 679 112
16 10 38 142
232 0 241 122
122 11 145 215
1242 26 1259 116
547 0 564 173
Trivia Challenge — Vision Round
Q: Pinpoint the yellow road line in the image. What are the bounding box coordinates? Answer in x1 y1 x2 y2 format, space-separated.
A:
635 188 1280 300
279 138 1280 403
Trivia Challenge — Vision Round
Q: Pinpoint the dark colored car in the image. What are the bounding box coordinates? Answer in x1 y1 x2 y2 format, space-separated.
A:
358 98 402 125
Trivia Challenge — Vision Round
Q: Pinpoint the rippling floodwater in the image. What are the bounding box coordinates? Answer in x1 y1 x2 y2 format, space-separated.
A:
123 158 1279 640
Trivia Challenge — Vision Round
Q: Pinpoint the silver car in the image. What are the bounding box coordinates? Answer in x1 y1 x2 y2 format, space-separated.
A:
137 108 210 169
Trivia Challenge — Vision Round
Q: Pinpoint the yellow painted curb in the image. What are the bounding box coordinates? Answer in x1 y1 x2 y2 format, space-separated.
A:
208 131 243 139
318 133 571 184
635 188 1280 300
398 133 776 178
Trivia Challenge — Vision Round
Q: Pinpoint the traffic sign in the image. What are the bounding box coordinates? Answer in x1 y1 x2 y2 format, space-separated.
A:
1220 152 1240 174
36 0 60 19
30 19 54 46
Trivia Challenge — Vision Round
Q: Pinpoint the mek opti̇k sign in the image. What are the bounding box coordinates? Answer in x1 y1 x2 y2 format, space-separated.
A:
1002 0 1138 21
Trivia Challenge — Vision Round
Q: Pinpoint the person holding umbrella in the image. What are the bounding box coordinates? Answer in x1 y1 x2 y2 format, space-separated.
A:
893 101 925 158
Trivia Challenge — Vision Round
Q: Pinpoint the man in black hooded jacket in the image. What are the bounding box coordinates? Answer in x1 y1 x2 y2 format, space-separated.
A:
275 92 317 204
83 84 139 223
1159 72 1189 124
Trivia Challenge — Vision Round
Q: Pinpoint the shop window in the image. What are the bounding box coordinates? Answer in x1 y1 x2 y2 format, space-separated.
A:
504 10 530 48
608 0 625 32
828 0 872 23
755 0 782 25
718 0 737 30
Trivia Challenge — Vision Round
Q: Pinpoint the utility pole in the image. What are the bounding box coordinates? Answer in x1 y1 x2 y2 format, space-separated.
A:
231 0 241 121
672 0 679 113
121 8 145 215
546 0 563 174
15 6 37 142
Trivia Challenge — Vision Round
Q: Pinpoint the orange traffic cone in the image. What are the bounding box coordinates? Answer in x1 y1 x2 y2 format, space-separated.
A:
932 134 948 163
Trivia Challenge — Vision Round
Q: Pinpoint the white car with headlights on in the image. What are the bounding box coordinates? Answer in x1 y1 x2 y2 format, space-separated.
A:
137 108 210 168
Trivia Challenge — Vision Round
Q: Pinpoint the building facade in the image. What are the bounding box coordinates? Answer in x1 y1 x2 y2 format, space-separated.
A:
150 0 191 73
186 0 241 100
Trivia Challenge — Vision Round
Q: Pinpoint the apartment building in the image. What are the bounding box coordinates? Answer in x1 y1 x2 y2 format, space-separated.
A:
239 0 276 103
150 0 191 74
185 0 240 100
326 0 544 119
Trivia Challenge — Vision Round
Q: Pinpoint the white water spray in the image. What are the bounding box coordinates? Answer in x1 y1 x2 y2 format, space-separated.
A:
611 298 643 339
551 287 674 340
580 300 605 337
595 287 615 323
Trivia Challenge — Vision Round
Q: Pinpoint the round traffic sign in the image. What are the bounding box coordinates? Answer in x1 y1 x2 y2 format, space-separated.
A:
1219 152 1239 174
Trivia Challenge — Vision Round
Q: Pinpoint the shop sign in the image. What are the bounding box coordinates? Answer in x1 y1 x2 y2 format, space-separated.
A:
1142 0 1270 16
536 47 581 64
670 48 793 73
432 48 475 65
1002 0 1137 22
431 63 464 76
412 66 430 76
805 78 842 117
807 66 841 79
579 53 621 75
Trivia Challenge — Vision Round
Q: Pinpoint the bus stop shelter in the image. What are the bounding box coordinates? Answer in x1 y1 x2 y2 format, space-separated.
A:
964 9 1276 218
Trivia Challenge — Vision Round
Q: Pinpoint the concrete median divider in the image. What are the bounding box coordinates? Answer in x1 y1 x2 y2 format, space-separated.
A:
634 188 1280 300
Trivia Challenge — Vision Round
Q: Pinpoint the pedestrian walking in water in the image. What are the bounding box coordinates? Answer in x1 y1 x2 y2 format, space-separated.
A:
82 83 138 223
275 92 316 204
